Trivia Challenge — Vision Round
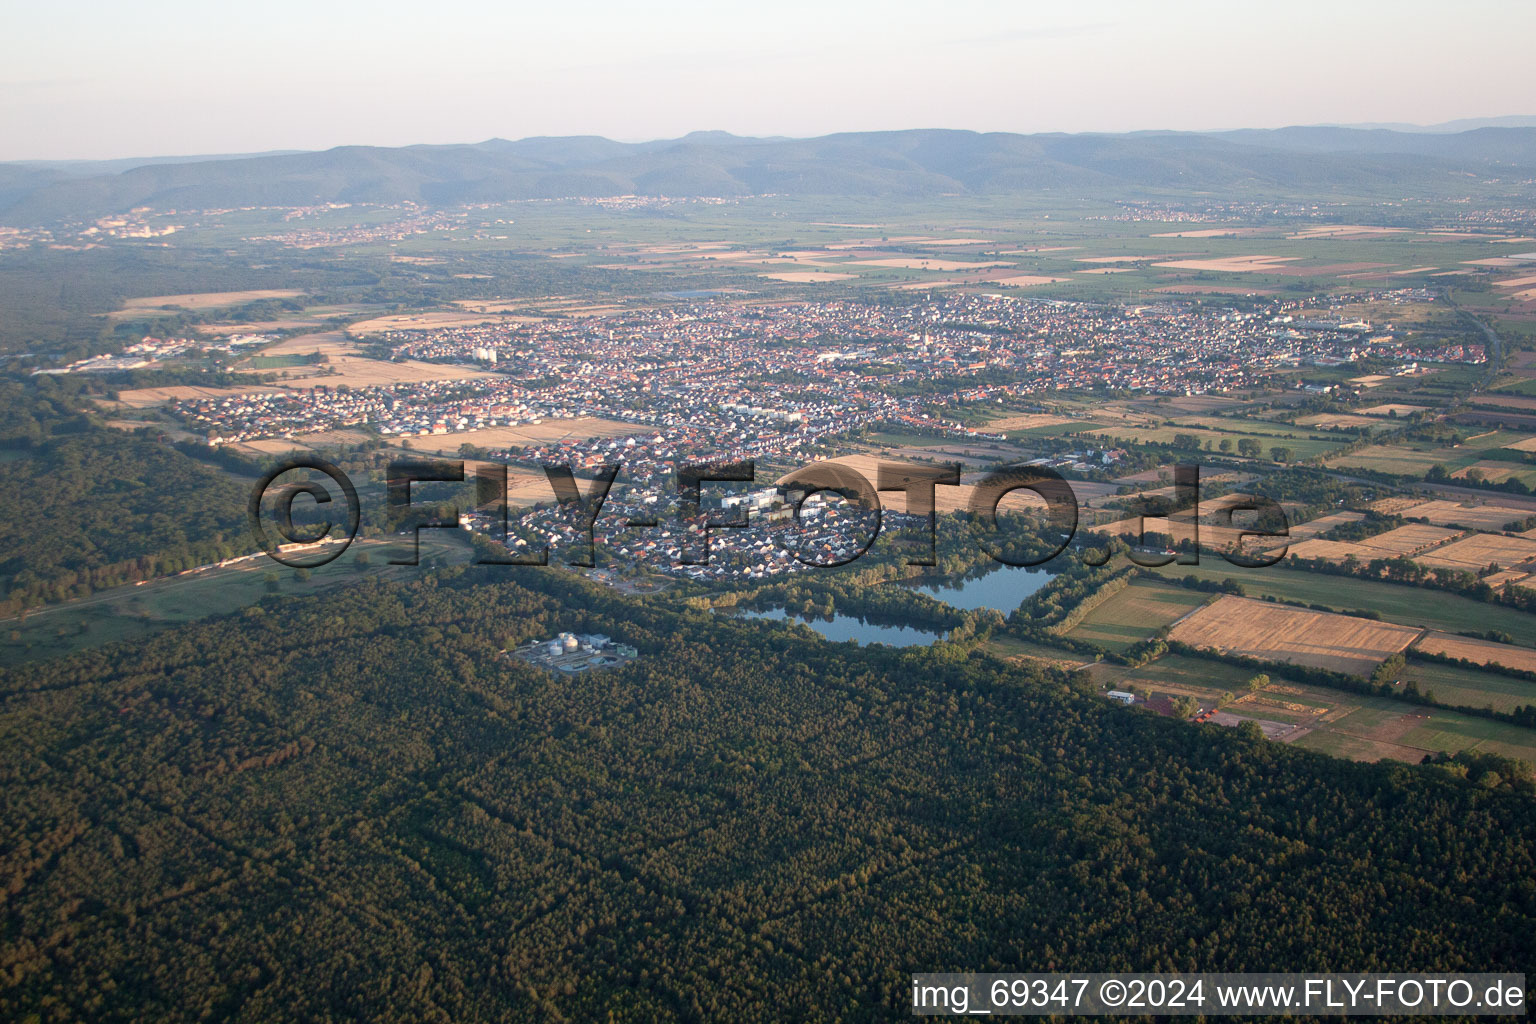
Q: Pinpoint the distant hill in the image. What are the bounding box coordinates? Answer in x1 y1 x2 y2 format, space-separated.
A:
3 126 1534 226
6 150 312 179
1325 115 1536 133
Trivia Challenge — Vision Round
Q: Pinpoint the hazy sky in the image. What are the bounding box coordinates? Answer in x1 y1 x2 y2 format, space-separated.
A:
3 0 1533 160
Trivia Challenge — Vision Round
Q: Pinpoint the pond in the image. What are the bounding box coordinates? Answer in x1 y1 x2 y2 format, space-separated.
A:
900 564 1052 614
734 607 944 647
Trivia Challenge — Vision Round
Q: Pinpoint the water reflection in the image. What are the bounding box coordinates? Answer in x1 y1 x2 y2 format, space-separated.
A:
901 565 1051 614
735 608 943 647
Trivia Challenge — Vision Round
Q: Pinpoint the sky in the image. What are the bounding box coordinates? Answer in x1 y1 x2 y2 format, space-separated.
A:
3 0 1534 161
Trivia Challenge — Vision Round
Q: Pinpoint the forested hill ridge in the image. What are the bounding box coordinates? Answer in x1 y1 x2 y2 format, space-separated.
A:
5 125 1536 225
0 566 1531 1021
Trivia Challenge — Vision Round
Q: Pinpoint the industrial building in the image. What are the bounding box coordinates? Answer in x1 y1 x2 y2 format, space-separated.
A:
507 633 639 674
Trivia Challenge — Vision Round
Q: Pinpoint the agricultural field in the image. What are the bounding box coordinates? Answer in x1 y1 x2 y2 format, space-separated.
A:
345 310 509 334
0 537 464 669
1324 430 1533 479
1399 658 1536 715
982 636 1088 670
1285 511 1366 540
1394 499 1532 530
116 289 307 313
1286 523 1463 565
1146 558 1536 642
1059 578 1207 653
1087 652 1277 701
248 332 504 390
1090 516 1263 556
1094 649 1536 763
1167 595 1422 675
109 383 277 409
1084 423 1353 460
1289 692 1536 764
1413 632 1536 676
1414 532 1536 573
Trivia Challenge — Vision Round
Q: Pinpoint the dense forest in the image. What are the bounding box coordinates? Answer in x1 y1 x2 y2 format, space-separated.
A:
0 382 253 612
0 565 1531 1021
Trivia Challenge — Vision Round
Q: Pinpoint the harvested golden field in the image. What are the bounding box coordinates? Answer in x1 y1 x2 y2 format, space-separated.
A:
399 419 643 454
1483 570 1531 590
1089 517 1260 554
118 289 305 312
1286 539 1382 562
1150 228 1271 238
255 332 357 358
1286 225 1406 239
1396 499 1531 530
1294 412 1380 429
346 311 506 335
759 271 855 283
991 274 1070 287
1354 524 1464 556
1413 632 1536 675
228 438 314 456
1414 533 1536 572
1286 525 1461 564
1169 596 1422 675
1286 511 1367 540
111 384 284 409
293 428 373 448
983 412 1075 431
1357 403 1426 417
412 462 592 507
1153 255 1302 273
851 258 1013 271
1451 461 1534 484
1371 496 1430 515
242 332 502 390
291 358 499 390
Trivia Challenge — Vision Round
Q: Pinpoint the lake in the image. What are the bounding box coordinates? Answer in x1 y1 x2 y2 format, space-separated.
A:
901 564 1052 614
734 607 944 647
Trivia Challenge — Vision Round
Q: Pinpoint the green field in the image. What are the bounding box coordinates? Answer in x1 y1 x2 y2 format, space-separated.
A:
1005 422 1105 439
1174 415 1360 441
1143 559 1536 644
1086 423 1351 460
1223 679 1536 763
244 353 324 369
0 537 465 668
1061 578 1207 653
1400 658 1536 715
1491 376 1536 398
983 635 1088 668
1089 652 1280 698
1290 693 1536 764
1325 429 1534 479
1088 645 1536 764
